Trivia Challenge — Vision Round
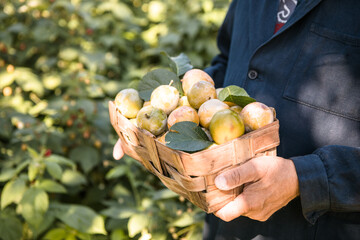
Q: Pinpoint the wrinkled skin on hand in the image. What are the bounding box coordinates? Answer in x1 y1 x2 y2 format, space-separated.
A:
214 156 300 222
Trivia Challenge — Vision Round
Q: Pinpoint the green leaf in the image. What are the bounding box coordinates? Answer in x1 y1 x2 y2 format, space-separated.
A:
152 189 179 201
51 203 107 235
111 229 128 240
138 68 183 101
28 162 40 181
165 121 213 153
128 213 149 238
45 154 76 170
0 115 12 140
59 48 79 61
161 52 193 76
101 206 137 219
217 85 256 107
29 100 48 116
15 159 30 174
69 146 99 174
27 146 39 159
37 179 67 193
43 228 67 240
14 68 44 97
105 165 127 180
42 74 62 90
170 213 196 227
0 71 15 89
61 169 87 186
45 161 63 180
0 213 23 240
1 178 27 209
0 169 16 182
18 188 49 230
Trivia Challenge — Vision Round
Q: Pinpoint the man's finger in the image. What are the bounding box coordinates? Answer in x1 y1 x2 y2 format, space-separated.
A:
215 194 249 222
215 160 260 190
113 139 124 160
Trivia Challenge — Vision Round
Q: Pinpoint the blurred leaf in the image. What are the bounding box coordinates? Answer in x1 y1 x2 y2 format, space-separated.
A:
86 84 105 98
161 52 193 76
46 132 65 153
45 161 63 180
1 178 27 209
187 224 204 240
28 162 40 181
42 74 62 90
35 56 58 72
166 121 212 152
105 165 127 180
45 155 76 169
101 80 128 97
0 169 16 182
101 206 137 219
152 189 179 201
80 51 106 72
8 23 28 33
14 68 44 96
0 212 23 240
170 213 196 227
18 187 49 230
69 146 99 174
76 99 96 116
110 229 128 240
29 100 48 116
43 228 67 240
51 1 76 12
0 113 13 140
138 68 183 101
32 19 58 42
37 179 67 193
61 169 87 186
51 203 107 235
218 85 256 107
59 48 79 61
0 71 15 89
97 2 133 20
0 31 12 48
128 213 149 238
15 160 30 174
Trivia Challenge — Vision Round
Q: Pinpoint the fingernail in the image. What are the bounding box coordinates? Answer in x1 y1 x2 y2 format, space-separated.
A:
215 175 228 190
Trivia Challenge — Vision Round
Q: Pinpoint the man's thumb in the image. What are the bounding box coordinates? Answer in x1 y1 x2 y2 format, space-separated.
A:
215 160 259 190
113 139 124 160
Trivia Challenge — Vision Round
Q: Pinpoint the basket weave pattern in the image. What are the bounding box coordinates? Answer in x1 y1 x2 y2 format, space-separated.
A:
109 101 280 213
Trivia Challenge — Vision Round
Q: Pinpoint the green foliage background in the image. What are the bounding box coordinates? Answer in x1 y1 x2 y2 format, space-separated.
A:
0 0 230 239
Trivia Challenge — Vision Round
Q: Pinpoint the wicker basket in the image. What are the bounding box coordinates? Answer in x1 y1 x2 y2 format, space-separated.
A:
109 101 280 213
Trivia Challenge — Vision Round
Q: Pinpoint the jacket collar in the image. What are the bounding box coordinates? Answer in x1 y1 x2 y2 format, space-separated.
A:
273 0 323 36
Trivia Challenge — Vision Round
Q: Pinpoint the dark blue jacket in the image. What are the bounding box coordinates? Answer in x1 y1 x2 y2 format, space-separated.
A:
203 0 360 239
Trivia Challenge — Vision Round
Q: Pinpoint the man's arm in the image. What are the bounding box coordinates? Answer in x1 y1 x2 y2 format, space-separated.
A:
291 145 360 224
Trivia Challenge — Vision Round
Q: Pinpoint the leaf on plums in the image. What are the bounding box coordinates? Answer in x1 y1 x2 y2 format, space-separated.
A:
218 85 256 107
161 51 193 77
165 121 213 153
138 68 183 101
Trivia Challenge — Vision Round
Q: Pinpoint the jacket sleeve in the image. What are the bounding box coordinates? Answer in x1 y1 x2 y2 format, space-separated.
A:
205 0 238 88
291 145 360 224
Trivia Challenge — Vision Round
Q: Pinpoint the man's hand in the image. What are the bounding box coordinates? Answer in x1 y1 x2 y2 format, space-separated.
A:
214 156 299 222
113 138 124 160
